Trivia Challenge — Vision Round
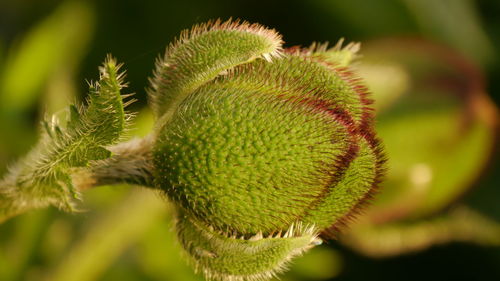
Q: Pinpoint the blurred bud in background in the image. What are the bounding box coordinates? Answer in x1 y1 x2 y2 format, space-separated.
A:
340 38 499 257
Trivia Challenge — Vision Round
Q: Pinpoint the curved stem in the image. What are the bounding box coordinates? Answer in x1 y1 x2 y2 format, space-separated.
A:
340 206 500 257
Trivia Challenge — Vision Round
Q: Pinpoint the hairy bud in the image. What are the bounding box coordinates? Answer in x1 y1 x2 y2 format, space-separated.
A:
150 19 385 280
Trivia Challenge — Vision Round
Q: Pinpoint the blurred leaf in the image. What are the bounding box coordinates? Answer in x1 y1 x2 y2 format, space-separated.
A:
401 0 495 65
0 0 95 176
356 61 409 112
0 0 94 113
285 246 343 280
311 0 416 36
137 212 204 281
130 108 154 137
0 209 52 281
0 40 4 71
40 217 74 264
46 188 167 281
374 102 493 218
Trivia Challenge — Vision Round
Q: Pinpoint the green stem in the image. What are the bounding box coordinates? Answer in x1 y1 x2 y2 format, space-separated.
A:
72 136 156 190
0 136 155 223
340 206 500 257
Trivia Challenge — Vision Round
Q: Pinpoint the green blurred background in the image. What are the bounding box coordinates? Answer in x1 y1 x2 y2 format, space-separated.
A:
0 0 499 280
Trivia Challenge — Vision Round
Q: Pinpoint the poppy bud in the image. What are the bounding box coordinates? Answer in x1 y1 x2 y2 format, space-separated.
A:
150 19 385 281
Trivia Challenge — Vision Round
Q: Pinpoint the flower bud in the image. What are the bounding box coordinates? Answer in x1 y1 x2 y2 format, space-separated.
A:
149 19 385 280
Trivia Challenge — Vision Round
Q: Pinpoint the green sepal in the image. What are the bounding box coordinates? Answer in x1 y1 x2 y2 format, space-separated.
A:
217 54 367 127
306 39 361 67
176 209 321 281
148 19 283 120
302 137 380 233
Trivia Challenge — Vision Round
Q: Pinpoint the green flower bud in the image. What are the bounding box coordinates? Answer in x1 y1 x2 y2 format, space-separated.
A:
149 20 385 280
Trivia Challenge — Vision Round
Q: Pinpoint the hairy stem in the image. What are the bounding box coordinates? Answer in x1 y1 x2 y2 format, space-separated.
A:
72 136 156 190
0 136 155 223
